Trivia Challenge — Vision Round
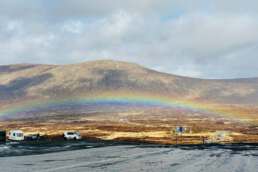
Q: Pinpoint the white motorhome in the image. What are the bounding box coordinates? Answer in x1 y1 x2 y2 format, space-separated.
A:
8 130 24 141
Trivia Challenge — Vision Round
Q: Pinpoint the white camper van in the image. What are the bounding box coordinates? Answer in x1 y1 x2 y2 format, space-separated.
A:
8 130 24 141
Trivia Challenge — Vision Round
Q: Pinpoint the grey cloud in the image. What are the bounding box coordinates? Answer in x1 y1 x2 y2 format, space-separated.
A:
0 0 174 21
1 0 257 21
0 1 258 79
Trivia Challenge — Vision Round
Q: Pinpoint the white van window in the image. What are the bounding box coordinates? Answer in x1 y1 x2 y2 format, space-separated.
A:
17 133 23 137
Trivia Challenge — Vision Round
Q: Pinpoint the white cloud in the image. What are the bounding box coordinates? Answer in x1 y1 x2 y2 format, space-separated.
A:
62 21 84 34
0 1 258 79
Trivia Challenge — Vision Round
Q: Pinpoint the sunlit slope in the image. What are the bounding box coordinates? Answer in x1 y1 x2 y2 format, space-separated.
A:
0 60 258 119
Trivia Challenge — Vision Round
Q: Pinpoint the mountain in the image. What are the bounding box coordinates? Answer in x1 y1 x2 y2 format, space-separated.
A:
0 60 258 105
1 60 258 144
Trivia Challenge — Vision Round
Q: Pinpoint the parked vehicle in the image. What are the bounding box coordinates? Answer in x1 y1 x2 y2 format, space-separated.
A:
8 130 24 141
63 131 81 140
0 130 6 142
25 134 41 141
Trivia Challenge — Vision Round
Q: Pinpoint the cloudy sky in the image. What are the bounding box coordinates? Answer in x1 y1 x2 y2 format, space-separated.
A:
0 0 258 79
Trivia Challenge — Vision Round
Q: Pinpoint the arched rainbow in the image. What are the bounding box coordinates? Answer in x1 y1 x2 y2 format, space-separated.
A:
0 91 223 118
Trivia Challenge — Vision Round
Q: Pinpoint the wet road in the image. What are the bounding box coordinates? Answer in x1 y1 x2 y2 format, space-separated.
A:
1 144 258 172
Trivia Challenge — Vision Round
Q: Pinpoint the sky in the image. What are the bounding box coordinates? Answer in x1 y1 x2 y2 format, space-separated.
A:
0 0 258 79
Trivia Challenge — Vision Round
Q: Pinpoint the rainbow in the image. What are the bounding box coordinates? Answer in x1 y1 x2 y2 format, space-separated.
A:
0 91 223 118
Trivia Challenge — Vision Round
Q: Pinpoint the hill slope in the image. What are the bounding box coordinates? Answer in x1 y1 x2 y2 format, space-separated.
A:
0 60 257 105
1 60 258 144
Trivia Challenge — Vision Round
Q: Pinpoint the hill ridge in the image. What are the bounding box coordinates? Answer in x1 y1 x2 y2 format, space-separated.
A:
0 60 257 105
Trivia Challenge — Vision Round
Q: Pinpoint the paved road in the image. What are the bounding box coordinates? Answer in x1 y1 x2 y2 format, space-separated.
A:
1 145 258 172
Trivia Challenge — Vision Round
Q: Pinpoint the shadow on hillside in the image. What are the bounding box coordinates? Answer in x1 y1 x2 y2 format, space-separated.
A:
0 65 36 73
0 73 52 100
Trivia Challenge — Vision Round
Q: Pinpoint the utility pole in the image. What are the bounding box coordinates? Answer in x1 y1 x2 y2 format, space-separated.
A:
176 133 178 145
